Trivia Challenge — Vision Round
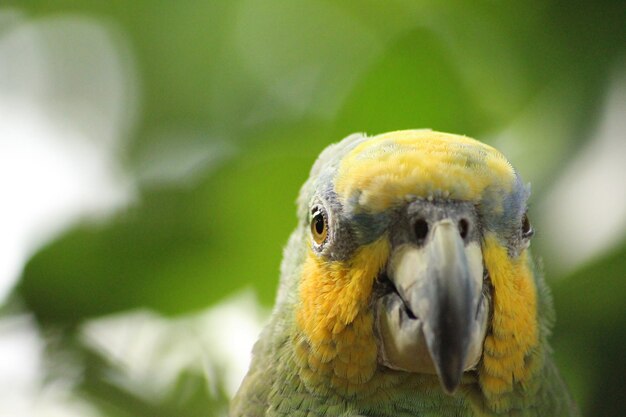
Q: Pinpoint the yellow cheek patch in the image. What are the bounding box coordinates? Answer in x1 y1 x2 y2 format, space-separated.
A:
295 238 390 396
479 234 541 411
334 130 516 213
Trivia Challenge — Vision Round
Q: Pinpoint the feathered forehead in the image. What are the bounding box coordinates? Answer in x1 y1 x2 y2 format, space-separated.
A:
335 130 519 212
299 130 529 230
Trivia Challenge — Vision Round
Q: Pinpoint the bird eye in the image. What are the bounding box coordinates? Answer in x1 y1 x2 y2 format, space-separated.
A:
310 206 328 246
521 213 534 239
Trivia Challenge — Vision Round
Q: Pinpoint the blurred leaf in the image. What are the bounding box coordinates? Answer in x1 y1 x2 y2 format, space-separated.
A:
67 338 228 417
232 0 385 120
15 124 326 323
335 28 488 136
551 239 626 417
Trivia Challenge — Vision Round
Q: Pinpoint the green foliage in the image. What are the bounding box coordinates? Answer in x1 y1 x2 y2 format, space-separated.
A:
17 124 328 322
551 240 626 416
2 0 625 416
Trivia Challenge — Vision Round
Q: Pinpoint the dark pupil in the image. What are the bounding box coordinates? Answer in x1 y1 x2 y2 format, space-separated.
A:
314 215 325 234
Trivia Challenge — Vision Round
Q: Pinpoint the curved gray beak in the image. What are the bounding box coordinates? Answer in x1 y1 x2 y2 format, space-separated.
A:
376 220 488 394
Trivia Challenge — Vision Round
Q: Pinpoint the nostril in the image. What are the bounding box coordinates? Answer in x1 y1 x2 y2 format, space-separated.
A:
458 218 469 240
414 219 429 242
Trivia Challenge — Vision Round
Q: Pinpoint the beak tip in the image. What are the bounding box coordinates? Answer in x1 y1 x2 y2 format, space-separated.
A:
430 345 465 395
440 373 462 395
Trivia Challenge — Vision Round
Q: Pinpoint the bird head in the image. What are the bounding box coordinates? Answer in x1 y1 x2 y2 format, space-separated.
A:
287 130 541 405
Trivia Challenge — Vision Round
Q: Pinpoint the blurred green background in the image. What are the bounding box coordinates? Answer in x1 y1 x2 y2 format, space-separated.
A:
0 1 625 416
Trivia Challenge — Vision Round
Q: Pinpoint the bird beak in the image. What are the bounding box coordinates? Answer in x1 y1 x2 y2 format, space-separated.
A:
375 220 488 394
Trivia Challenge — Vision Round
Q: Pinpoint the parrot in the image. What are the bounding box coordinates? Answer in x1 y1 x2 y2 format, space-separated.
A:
230 130 579 416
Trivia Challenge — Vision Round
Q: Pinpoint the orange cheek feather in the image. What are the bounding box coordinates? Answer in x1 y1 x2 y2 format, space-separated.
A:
479 233 541 410
295 238 390 394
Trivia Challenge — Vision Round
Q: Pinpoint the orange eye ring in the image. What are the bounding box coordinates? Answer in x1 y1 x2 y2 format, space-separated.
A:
310 207 328 246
